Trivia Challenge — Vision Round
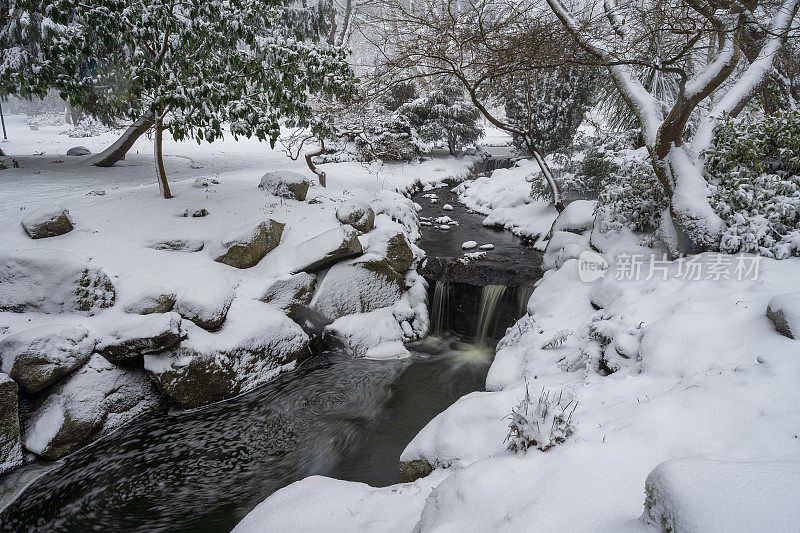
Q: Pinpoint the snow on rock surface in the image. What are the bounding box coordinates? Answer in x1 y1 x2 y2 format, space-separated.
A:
542 230 590 271
0 325 95 393
551 199 597 234
257 272 316 312
65 146 91 156
258 171 311 201
0 250 115 314
260 225 363 275
95 312 185 361
144 299 309 408
442 204 453 211
310 257 405 321
335 200 375 233
642 459 800 533
121 286 177 315
21 206 74 239
362 226 416 273
147 238 205 252
23 354 161 460
0 373 23 475
461 240 478 250
766 293 800 339
172 280 236 331
210 218 284 269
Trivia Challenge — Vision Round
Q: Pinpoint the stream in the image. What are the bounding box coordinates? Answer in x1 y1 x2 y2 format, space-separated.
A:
0 181 542 533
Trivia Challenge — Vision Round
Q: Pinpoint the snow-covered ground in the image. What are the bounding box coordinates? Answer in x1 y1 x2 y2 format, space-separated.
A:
236 180 800 531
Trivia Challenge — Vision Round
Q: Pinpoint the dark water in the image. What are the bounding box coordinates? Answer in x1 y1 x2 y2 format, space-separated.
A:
0 337 493 533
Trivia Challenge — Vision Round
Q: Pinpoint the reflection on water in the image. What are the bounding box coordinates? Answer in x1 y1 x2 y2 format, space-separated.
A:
0 337 493 533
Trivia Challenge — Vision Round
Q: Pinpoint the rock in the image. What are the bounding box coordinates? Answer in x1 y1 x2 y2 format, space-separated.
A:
364 341 411 360
766 293 800 339
181 208 209 217
173 282 235 331
479 244 495 250
147 239 205 252
258 273 316 312
442 204 453 211
461 241 478 250
122 287 177 315
21 206 74 239
289 225 363 273
311 258 405 321
66 146 92 156
145 301 310 408
0 325 95 394
336 201 375 233
551 200 597 235
96 313 185 361
0 250 115 314
385 233 414 272
0 373 23 475
542 231 590 271
399 458 434 483
439 225 450 230
0 156 20 170
211 219 284 269
22 355 162 460
258 171 311 201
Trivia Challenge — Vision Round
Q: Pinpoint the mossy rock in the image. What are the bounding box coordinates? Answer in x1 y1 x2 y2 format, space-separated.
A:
399 459 434 483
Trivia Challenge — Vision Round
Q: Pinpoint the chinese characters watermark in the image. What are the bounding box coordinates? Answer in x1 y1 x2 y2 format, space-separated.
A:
578 251 761 283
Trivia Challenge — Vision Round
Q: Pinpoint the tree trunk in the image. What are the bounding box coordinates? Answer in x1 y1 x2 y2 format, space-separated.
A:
337 0 353 46
90 113 155 167
154 119 173 199
305 139 327 187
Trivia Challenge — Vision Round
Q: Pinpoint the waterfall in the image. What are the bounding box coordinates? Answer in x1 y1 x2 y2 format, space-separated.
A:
516 283 535 318
474 284 507 344
430 281 450 335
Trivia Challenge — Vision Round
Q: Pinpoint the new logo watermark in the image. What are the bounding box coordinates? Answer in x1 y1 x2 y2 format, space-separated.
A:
578 250 609 282
578 252 761 283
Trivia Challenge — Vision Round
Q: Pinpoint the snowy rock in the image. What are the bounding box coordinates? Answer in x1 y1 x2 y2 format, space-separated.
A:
479 244 495 250
122 287 177 315
258 272 316 312
461 241 478 250
22 354 161 460
147 238 205 252
0 373 23 475
211 219 284 269
21 206 74 239
0 156 19 170
364 341 411 360
589 278 624 309
323 307 405 358
66 146 91 156
766 293 800 339
290 225 363 273
311 258 405 321
173 282 235 331
336 201 375 233
181 207 209 218
0 325 95 394
365 228 415 273
439 225 450 230
0 250 115 314
96 313 185 361
550 200 597 234
144 302 310 408
542 231 590 271
443 204 454 211
258 171 311 201
642 459 800 533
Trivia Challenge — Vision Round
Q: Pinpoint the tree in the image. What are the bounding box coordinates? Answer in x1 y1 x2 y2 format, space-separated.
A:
4 1 354 196
401 80 483 155
545 0 800 253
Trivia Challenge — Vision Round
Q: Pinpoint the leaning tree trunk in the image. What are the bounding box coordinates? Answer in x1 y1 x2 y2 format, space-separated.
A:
153 117 172 199
90 112 155 167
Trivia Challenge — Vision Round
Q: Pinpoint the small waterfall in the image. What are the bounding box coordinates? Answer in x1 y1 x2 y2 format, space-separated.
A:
474 284 507 344
516 283 535 318
430 281 450 335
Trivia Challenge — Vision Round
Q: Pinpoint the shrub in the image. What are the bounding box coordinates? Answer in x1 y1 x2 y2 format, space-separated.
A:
706 110 800 258
505 387 576 452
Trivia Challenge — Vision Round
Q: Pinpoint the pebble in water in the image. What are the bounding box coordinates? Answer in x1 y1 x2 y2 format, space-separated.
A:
461 241 478 250
480 244 495 250
443 204 453 211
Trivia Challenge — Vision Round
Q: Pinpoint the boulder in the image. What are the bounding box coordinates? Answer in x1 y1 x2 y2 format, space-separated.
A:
258 272 316 312
258 171 311 201
145 302 310 408
66 146 92 156
336 201 375 233
311 257 405 321
147 238 205 252
0 156 19 170
542 231 590 271
289 225 363 273
0 325 95 394
96 313 185 361
0 373 23 475
0 250 115 314
173 282 235 331
122 286 177 315
22 354 162 460
212 219 284 269
550 200 597 235
363 228 414 273
766 293 800 339
21 206 74 239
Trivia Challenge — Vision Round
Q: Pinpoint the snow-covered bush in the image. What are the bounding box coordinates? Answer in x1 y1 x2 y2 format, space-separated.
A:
706 111 800 258
505 387 576 452
400 80 483 155
355 107 422 162
382 81 419 112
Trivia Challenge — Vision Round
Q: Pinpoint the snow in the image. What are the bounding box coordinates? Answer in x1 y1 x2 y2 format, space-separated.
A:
442 204 453 211
642 459 800 533
461 241 478 250
364 340 411 360
551 199 597 234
